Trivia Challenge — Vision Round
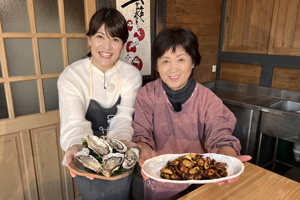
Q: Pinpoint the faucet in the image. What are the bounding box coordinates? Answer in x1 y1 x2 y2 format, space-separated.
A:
293 142 300 162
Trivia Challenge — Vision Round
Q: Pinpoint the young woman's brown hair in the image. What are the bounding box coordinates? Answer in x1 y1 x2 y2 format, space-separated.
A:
86 8 129 57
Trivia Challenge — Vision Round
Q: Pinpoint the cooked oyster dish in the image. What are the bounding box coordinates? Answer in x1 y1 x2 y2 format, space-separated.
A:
75 135 139 177
160 153 228 180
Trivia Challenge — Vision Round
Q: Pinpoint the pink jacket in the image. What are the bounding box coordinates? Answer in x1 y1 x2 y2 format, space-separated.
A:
132 78 241 156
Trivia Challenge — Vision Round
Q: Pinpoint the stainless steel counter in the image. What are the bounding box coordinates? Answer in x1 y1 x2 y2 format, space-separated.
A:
205 80 300 167
208 80 300 117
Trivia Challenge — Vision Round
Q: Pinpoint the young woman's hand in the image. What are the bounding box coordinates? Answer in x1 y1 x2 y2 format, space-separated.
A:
65 144 84 177
65 144 94 180
120 140 142 153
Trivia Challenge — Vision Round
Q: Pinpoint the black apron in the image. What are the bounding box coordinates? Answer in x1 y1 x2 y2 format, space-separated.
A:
76 58 132 200
85 96 121 137
85 57 122 137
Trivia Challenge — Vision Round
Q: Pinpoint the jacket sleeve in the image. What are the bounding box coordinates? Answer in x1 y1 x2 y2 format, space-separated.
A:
132 86 156 150
202 91 241 155
58 75 93 152
106 67 143 141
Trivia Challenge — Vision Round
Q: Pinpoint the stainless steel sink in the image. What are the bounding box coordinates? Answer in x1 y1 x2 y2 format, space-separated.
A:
270 101 300 113
261 100 300 143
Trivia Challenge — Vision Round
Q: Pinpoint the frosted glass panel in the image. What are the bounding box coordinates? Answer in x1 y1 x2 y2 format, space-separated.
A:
0 0 30 32
0 84 9 119
43 78 58 111
67 39 87 64
34 0 60 33
5 39 35 76
64 0 86 33
39 39 64 74
11 81 39 117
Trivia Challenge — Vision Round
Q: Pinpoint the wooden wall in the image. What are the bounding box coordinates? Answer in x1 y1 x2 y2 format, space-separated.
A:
220 62 262 85
108 0 300 90
165 0 223 83
272 67 300 91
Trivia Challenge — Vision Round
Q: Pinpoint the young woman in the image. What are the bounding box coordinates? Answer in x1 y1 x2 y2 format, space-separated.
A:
132 27 251 200
58 8 142 200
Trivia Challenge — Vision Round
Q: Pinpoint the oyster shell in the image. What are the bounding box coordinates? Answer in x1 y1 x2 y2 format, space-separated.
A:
102 153 124 177
75 147 90 157
122 148 139 169
85 135 112 157
106 138 127 153
75 148 103 173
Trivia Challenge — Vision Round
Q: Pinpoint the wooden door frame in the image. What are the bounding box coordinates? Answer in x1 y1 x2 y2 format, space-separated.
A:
0 0 96 136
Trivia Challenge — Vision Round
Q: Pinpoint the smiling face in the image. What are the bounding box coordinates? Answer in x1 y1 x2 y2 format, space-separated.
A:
88 24 124 72
157 46 194 91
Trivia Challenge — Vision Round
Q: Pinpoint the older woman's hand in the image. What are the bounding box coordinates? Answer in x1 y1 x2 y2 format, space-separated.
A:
218 155 252 185
137 142 157 179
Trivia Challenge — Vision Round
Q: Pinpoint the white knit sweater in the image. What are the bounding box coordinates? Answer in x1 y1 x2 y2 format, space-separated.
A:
58 58 142 152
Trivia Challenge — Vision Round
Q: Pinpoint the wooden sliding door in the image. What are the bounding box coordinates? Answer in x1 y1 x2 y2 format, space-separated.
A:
0 0 96 199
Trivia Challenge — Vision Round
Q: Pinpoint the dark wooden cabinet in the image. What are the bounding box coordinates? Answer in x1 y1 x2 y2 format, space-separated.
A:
223 0 274 54
268 0 300 56
223 0 300 56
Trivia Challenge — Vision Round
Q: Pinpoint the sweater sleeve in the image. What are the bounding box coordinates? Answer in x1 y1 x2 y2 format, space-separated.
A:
58 74 93 152
132 85 156 150
202 90 241 155
106 66 142 141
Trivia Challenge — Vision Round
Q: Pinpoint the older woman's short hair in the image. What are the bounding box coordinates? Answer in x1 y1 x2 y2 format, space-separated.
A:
152 27 201 72
86 8 128 44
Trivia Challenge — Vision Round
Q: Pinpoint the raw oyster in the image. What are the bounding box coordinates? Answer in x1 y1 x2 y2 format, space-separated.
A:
106 138 127 153
122 148 139 169
102 153 124 177
75 147 90 156
85 135 112 157
75 148 103 173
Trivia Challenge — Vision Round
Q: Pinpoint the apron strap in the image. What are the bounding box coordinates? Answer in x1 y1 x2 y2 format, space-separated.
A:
89 58 121 99
89 58 93 99
115 61 121 95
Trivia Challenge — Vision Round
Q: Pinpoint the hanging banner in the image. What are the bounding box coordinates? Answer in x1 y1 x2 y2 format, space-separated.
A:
116 0 152 76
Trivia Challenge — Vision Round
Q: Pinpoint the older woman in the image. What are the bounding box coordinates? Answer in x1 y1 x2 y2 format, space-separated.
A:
58 8 142 200
132 27 251 200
